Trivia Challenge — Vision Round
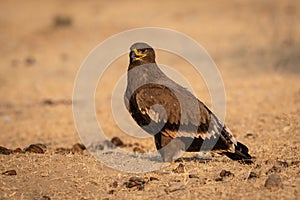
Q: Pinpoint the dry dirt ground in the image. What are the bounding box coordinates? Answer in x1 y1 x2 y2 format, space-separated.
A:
0 0 299 199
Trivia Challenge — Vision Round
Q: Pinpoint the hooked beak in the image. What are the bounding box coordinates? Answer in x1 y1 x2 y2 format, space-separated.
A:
131 49 147 61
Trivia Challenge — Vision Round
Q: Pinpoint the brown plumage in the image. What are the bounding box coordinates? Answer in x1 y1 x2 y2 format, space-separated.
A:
124 42 252 162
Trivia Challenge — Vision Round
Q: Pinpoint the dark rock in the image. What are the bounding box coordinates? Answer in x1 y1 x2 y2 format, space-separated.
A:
110 181 118 188
25 56 36 66
248 171 259 179
173 163 185 173
0 146 12 155
149 177 159 181
189 174 199 179
264 174 283 189
107 190 115 194
71 143 86 154
13 148 24 154
215 177 223 182
275 160 289 168
244 133 255 138
125 176 146 190
53 15 73 27
24 144 46 154
220 170 234 177
290 160 300 166
111 137 124 147
133 147 145 154
2 169 17 176
266 165 281 175
42 195 51 200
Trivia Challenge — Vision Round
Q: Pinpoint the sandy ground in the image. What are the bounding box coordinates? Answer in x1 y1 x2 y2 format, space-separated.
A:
0 0 299 199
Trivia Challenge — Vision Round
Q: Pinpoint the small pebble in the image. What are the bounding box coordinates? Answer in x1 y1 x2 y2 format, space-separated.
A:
248 171 259 179
133 147 145 154
149 177 159 181
189 174 199 179
107 190 115 194
71 143 86 154
173 163 185 173
111 137 124 147
275 160 289 168
24 144 47 154
125 176 146 190
2 169 17 176
220 170 234 177
264 174 283 189
110 181 118 188
0 146 12 155
13 148 24 154
53 15 73 27
215 177 223 182
244 133 255 138
290 160 300 166
25 56 36 66
42 195 51 200
266 166 281 175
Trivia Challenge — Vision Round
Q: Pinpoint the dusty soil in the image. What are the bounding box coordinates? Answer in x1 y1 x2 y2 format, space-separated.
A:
0 0 299 199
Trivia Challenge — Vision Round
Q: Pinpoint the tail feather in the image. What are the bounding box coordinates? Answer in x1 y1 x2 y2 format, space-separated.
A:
223 142 252 161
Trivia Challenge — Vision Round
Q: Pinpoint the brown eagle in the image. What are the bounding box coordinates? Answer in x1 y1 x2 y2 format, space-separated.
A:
124 42 252 162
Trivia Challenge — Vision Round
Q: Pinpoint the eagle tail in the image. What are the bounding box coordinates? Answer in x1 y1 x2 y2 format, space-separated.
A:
222 141 252 161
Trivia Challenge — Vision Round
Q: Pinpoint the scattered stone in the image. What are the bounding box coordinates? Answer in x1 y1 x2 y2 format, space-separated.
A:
71 143 86 154
173 163 185 173
24 144 47 154
25 56 36 66
125 176 146 190
275 160 289 168
133 147 145 154
255 164 262 169
220 170 234 178
264 159 271 165
111 137 124 147
264 174 283 189
42 99 55 105
149 177 159 181
110 181 118 188
248 171 259 179
107 190 115 194
244 133 255 138
215 177 223 182
42 195 51 200
189 174 199 179
13 148 24 154
0 146 12 155
266 165 281 175
125 143 133 147
290 160 300 166
2 169 17 176
53 15 73 27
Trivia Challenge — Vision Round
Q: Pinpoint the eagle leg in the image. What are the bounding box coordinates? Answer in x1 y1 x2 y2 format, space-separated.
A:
155 133 185 162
